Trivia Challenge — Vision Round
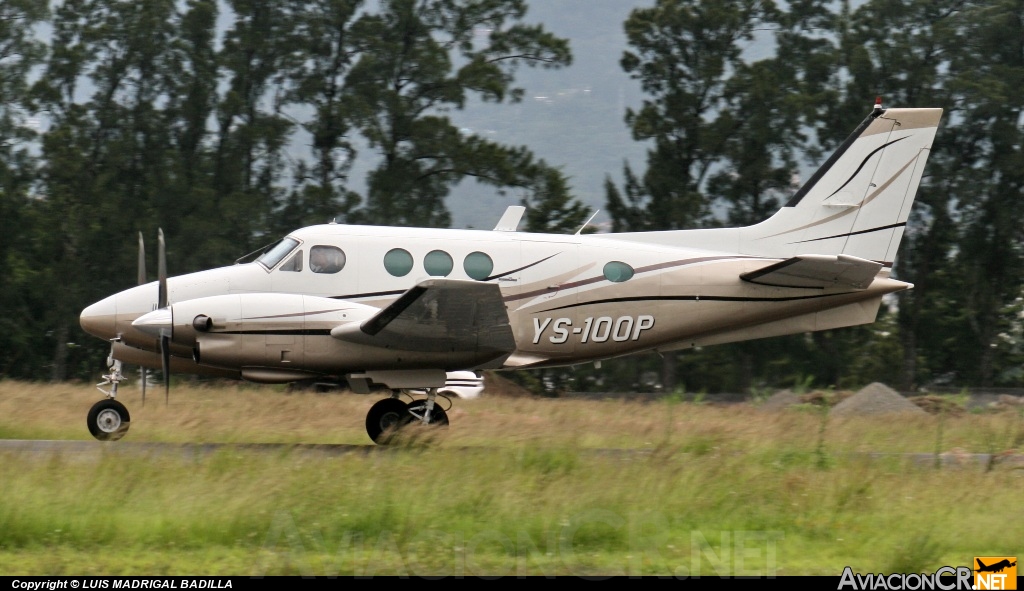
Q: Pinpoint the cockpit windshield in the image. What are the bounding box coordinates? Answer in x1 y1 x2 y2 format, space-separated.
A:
256 237 299 269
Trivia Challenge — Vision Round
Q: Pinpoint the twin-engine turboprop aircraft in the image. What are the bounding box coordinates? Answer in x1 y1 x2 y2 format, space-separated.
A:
80 103 943 444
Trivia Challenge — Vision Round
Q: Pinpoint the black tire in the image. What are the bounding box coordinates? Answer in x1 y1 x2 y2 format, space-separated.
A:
365 398 411 444
87 399 131 441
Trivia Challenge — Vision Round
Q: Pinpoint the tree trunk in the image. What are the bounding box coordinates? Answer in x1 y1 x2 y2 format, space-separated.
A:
900 325 917 392
661 350 678 394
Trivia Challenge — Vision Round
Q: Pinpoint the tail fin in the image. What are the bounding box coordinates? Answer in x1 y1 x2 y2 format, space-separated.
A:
740 106 943 264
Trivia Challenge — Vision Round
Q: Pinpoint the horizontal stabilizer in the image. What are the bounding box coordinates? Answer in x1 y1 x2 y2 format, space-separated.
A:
331 279 516 357
740 254 882 289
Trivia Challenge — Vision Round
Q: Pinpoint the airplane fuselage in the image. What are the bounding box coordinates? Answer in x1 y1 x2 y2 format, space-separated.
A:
81 222 909 382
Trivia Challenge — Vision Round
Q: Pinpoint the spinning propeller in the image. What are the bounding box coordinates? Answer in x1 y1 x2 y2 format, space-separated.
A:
134 229 171 406
138 232 147 405
158 228 170 406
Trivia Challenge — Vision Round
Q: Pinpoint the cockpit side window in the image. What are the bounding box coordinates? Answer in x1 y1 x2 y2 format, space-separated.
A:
279 250 303 272
310 245 346 274
256 237 299 269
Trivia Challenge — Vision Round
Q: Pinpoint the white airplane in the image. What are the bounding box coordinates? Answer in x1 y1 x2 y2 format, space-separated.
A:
79 102 943 443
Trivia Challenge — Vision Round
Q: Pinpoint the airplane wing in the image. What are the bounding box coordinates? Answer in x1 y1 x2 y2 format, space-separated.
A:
330 279 516 356
740 254 883 289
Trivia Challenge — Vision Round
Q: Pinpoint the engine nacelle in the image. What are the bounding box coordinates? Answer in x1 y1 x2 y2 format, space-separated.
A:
162 293 376 370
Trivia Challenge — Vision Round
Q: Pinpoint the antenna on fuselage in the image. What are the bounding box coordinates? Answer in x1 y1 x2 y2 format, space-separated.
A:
575 210 600 235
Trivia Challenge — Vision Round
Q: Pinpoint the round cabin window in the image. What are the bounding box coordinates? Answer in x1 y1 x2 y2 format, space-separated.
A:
424 250 454 277
463 252 494 281
383 248 414 277
603 261 634 283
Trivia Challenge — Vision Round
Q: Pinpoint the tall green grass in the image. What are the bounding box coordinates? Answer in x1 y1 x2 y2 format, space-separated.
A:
0 381 1021 575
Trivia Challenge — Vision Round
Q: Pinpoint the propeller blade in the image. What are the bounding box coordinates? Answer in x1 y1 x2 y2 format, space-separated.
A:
139 231 150 409
157 228 167 309
160 334 170 406
138 232 147 286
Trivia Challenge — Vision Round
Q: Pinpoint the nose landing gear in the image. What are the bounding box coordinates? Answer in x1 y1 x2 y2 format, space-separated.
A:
89 341 131 441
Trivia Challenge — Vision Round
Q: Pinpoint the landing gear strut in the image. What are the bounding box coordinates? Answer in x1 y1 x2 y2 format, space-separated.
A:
89 340 131 441
407 388 449 429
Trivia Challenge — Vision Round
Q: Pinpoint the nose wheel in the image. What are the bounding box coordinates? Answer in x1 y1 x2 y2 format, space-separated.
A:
87 399 131 441
89 344 131 441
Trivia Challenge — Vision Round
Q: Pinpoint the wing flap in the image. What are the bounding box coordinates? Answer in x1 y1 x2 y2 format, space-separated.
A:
330 279 516 357
740 254 882 289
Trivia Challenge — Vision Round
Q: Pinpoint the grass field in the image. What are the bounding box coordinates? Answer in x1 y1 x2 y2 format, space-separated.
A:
0 380 1021 576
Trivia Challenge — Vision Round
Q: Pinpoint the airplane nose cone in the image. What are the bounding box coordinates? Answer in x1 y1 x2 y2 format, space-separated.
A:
80 296 117 339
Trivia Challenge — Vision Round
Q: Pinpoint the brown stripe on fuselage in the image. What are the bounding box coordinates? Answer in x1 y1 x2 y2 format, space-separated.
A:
502 255 764 303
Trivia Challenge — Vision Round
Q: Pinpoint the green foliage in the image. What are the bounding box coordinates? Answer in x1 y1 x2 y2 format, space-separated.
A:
608 0 782 233
344 0 579 228
884 532 945 574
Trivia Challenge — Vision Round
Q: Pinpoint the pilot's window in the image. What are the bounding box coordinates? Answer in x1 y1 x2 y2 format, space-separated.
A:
384 248 414 277
256 237 299 269
279 250 303 272
603 261 634 282
464 251 493 281
310 245 345 274
424 250 453 276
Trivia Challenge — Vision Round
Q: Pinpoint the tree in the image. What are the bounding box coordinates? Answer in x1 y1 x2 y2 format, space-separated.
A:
29 0 188 379
942 0 1024 386
605 0 779 392
0 0 47 377
606 0 777 233
830 0 969 389
343 0 574 227
210 0 300 259
277 0 363 234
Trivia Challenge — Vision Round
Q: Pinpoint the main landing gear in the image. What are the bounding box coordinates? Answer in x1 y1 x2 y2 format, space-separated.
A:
88 347 131 441
365 388 450 444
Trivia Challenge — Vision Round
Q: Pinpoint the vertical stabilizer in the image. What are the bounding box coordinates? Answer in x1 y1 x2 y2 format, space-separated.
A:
739 106 943 263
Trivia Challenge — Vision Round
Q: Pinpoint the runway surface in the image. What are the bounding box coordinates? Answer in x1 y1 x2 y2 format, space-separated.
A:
1 439 1022 469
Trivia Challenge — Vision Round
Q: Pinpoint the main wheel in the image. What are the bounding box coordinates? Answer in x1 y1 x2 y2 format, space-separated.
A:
87 399 131 441
365 398 411 444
